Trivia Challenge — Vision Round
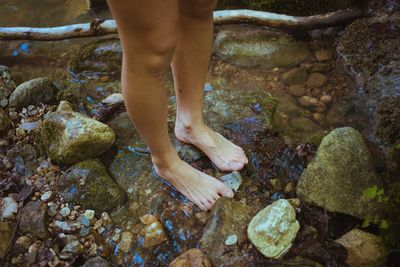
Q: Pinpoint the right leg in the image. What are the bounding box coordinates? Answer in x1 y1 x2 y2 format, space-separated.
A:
106 0 233 211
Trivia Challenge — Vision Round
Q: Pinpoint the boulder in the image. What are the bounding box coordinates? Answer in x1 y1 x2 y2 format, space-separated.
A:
169 249 212 267
19 201 48 239
200 197 254 266
337 12 400 146
335 229 387 267
9 78 57 110
69 38 122 76
61 159 126 212
247 199 300 259
213 25 310 69
40 101 115 164
297 127 382 219
0 65 16 108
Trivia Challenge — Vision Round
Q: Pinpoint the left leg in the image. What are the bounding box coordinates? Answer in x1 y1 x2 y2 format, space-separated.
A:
172 0 248 171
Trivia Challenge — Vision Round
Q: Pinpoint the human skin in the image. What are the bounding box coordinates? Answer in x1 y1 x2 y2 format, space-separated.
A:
106 0 248 211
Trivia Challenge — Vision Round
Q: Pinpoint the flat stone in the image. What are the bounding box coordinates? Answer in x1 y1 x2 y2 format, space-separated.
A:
247 199 300 259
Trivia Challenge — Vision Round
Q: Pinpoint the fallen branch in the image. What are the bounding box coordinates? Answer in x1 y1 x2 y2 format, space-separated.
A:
0 9 364 41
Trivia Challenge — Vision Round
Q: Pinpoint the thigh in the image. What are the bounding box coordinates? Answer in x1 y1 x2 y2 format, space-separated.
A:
106 0 179 54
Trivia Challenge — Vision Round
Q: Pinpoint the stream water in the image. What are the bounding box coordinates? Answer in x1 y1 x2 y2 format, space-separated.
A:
0 1 392 266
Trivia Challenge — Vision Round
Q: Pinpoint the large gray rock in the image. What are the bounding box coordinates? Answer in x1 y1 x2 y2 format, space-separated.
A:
297 127 382 219
247 199 300 259
335 229 387 267
213 25 310 69
0 65 16 108
61 159 126 212
200 198 255 266
9 78 57 110
40 101 115 164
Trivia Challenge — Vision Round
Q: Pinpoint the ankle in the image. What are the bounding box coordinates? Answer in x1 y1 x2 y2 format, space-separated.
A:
151 149 180 172
175 116 204 135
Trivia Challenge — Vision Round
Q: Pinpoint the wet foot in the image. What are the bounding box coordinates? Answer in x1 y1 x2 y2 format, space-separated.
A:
153 154 234 211
175 121 248 171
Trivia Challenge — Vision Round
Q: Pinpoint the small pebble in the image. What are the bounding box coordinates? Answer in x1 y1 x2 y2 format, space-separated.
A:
59 207 71 217
224 234 238 246
40 191 52 202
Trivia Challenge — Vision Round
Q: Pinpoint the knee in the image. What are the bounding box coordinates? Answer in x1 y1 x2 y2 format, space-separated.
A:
125 31 177 78
180 0 217 19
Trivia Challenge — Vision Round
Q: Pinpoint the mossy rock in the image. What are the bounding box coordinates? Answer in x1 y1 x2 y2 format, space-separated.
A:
61 159 126 212
40 101 115 164
213 25 310 69
69 38 122 76
216 0 356 16
297 127 382 219
0 65 16 108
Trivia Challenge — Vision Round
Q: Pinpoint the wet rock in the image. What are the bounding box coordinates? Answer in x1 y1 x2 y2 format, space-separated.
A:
0 222 13 258
200 197 254 266
69 38 122 76
59 207 71 217
60 236 84 259
248 199 300 259
0 65 16 108
9 78 57 110
281 67 308 86
314 49 333 62
335 229 387 267
169 248 212 267
224 234 238 246
40 191 52 202
311 63 331 73
298 96 319 107
82 256 111 267
320 94 332 104
101 93 124 105
220 171 242 192
61 159 125 212
118 231 133 253
326 98 354 124
287 85 306 97
139 221 167 248
214 25 310 69
20 201 48 239
337 12 400 145
297 127 382 219
306 73 328 88
0 108 11 135
40 101 115 164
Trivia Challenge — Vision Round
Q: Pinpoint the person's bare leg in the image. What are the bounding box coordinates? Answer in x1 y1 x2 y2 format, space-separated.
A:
172 0 248 171
106 0 233 211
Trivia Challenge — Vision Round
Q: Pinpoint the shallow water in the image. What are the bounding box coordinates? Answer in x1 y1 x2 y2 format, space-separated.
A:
0 2 387 266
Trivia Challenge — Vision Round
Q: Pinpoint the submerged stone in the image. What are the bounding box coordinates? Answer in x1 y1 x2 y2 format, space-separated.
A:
247 199 300 259
61 159 126 213
213 25 310 69
139 221 167 248
40 101 115 164
200 197 254 266
297 127 382 219
69 38 122 76
169 249 212 267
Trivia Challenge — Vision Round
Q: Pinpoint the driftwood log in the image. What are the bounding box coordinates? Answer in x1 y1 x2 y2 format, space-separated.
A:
0 9 364 41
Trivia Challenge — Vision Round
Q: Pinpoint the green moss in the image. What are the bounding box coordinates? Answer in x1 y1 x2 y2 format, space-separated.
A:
62 159 126 212
217 0 356 16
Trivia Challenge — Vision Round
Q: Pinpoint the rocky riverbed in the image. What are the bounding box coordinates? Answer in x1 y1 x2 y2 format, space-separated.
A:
0 0 399 266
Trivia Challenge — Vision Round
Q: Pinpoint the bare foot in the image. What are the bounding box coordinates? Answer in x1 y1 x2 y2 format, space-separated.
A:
153 154 234 211
175 122 248 171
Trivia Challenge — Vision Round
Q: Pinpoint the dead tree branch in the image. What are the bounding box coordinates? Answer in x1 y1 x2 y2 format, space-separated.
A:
0 9 364 41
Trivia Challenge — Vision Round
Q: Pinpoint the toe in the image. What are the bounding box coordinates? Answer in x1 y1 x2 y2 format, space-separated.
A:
202 200 213 211
217 183 234 198
229 160 245 171
197 201 208 211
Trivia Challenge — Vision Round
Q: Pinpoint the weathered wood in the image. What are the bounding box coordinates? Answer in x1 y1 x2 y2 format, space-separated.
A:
0 9 364 41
